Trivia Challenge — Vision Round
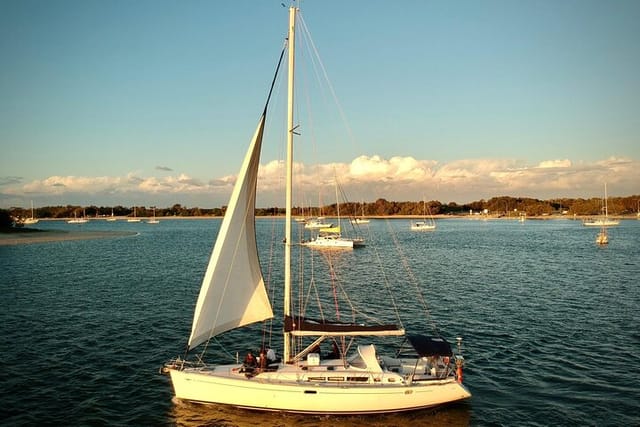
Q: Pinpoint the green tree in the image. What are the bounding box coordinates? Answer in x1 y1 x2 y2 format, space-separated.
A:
0 209 15 229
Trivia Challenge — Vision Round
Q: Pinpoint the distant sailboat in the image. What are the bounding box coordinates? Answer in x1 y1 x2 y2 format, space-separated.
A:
351 202 370 224
106 208 117 221
303 177 365 249
304 217 333 229
583 184 619 227
411 199 436 231
23 200 39 225
146 207 159 224
67 209 89 224
127 206 141 223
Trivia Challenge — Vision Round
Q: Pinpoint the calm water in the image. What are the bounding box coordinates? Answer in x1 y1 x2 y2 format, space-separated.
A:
1 218 639 426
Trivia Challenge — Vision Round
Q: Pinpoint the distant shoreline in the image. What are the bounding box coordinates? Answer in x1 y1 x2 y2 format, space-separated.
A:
12 213 640 221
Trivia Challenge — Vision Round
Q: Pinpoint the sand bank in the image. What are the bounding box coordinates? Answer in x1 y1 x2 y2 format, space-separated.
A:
0 229 138 246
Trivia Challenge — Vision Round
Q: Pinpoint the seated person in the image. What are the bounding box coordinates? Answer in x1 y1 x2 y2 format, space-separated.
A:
266 346 277 363
326 341 341 359
243 351 257 368
258 349 267 369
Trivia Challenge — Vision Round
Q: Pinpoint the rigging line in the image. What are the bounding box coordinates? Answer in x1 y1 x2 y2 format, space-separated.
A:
211 337 240 361
304 250 326 322
386 219 439 334
323 251 342 321
335 179 363 236
261 214 279 349
263 41 288 116
367 219 403 330
298 13 358 149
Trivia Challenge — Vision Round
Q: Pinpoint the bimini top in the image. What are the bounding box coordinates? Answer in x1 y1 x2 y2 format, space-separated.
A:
406 335 453 357
284 315 404 337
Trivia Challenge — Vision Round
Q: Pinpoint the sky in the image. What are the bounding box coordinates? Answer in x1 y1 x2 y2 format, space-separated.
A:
1 0 639 209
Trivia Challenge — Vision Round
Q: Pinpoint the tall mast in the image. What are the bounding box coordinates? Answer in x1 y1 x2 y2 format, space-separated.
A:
283 5 296 363
604 183 608 219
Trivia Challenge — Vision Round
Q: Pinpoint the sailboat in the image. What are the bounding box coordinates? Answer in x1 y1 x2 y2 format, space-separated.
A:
23 200 39 225
411 199 436 231
351 202 370 224
583 184 619 227
162 6 470 414
303 216 333 229
106 208 117 221
303 177 365 249
127 206 141 222
67 208 89 224
146 207 159 224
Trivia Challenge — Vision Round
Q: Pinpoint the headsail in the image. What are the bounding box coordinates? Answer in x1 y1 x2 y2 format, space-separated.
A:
188 114 273 350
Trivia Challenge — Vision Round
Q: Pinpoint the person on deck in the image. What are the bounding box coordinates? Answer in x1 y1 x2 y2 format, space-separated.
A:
327 341 341 359
243 351 257 368
259 349 267 369
266 346 277 363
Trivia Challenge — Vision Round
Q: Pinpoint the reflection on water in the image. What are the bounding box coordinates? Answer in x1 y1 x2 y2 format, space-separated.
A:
169 398 472 427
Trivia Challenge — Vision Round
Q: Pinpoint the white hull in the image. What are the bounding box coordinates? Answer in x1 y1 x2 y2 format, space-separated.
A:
67 219 88 224
304 221 333 229
411 222 436 231
24 218 39 224
168 363 470 414
351 218 370 224
583 219 619 227
302 235 364 249
303 237 353 248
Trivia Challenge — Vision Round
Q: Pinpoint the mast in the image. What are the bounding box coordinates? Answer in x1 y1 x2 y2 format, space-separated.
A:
283 5 296 363
604 183 608 219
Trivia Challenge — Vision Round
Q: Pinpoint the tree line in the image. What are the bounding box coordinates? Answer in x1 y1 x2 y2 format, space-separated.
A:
4 195 640 223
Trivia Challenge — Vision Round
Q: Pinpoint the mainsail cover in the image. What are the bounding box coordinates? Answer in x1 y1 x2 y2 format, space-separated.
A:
188 114 273 350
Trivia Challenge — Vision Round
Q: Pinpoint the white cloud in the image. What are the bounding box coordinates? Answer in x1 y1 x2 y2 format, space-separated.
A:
537 159 572 169
2 155 639 208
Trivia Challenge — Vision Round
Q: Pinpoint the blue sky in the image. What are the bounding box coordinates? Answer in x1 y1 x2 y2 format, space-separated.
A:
1 0 639 209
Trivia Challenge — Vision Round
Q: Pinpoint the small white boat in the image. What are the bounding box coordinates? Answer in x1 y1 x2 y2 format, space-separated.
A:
583 184 619 227
146 208 159 224
305 177 365 249
350 202 370 224
106 208 117 221
302 226 365 249
68 209 89 224
411 199 436 231
304 217 333 229
127 206 141 222
351 217 370 224
583 218 619 227
24 201 39 224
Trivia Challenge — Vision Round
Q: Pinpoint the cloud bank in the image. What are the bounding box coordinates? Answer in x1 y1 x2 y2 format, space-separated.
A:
1 155 638 208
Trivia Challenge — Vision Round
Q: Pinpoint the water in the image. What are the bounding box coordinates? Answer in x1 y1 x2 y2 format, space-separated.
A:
1 218 639 426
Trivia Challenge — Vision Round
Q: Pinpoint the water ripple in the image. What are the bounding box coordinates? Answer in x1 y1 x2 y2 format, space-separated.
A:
1 218 639 426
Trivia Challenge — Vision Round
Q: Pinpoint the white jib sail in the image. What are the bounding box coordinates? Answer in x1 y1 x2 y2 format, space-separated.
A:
188 114 274 350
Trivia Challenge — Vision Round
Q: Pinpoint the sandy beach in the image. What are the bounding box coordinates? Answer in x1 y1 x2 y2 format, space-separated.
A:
0 229 138 246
